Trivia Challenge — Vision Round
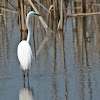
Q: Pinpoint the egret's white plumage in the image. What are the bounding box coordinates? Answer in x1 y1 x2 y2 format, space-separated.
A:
17 11 40 72
17 40 32 70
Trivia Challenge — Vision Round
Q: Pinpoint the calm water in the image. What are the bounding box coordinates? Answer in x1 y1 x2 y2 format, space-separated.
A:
0 5 100 100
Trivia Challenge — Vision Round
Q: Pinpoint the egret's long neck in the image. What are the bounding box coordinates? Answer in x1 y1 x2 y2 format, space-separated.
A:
26 16 32 43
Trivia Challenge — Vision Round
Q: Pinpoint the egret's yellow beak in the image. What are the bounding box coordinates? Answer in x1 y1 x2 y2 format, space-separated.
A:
34 13 41 16
37 14 41 16
34 13 45 17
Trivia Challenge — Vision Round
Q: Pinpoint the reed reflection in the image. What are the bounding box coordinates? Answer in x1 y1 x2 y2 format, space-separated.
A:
72 16 95 100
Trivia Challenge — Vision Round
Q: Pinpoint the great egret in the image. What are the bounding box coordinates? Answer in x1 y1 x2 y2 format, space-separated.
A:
17 11 41 78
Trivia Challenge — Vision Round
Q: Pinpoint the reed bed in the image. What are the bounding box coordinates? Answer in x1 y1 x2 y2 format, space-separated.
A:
0 0 100 59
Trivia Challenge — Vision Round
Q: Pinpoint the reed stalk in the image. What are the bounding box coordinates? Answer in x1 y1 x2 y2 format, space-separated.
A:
28 0 49 32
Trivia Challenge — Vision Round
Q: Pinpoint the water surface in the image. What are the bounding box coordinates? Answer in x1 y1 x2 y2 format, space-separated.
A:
0 3 100 100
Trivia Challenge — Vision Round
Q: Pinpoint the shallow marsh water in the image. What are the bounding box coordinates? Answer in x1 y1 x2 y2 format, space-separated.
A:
0 4 100 100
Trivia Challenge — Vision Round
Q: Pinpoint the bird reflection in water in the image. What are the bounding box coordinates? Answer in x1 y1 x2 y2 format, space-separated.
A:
19 80 34 100
19 87 34 100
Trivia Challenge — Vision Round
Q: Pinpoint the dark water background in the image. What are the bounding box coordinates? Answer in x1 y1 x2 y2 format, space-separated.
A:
0 0 100 100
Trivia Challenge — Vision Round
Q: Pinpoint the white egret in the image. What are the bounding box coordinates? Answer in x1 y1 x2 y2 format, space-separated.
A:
17 11 41 78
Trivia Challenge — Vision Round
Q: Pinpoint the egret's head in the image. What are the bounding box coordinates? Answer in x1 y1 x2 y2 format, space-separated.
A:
26 11 41 30
27 11 41 19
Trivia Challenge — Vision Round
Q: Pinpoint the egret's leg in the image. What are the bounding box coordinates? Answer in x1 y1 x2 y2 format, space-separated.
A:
27 69 29 77
27 69 29 86
23 70 25 78
23 71 25 87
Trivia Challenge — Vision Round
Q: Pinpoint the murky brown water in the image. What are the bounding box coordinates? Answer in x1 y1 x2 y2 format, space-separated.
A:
0 1 100 100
